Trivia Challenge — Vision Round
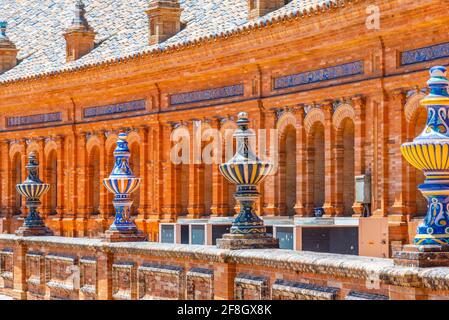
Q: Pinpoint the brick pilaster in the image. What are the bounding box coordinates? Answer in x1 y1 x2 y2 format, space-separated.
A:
322 102 336 216
352 95 366 216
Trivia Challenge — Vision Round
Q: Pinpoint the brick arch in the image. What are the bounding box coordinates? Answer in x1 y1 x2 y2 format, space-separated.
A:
171 125 190 142
9 143 25 160
86 135 101 156
44 140 58 159
44 142 58 215
405 92 426 123
304 108 325 135
105 133 119 153
127 131 141 145
26 141 40 154
276 111 297 134
332 104 356 131
220 120 237 133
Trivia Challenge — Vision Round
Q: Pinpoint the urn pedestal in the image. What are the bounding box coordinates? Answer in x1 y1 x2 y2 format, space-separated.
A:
102 133 146 243
216 112 279 250
395 66 449 266
15 152 53 237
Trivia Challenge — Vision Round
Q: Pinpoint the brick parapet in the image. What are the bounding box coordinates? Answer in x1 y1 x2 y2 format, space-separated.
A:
1 235 449 299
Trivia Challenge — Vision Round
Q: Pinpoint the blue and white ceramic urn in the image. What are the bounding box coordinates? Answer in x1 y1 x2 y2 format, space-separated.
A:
15 152 53 236
401 66 449 246
217 112 279 249
103 132 146 242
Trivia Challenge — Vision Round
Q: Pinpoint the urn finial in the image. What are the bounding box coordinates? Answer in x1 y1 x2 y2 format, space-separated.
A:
427 66 449 98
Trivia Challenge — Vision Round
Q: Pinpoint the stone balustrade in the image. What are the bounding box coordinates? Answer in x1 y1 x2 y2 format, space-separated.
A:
0 234 448 300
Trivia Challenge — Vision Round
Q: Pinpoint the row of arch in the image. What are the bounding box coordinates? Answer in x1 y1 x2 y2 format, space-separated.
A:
8 132 144 217
6 92 428 220
276 104 357 216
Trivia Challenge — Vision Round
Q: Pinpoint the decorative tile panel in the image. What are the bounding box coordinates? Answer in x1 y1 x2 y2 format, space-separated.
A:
138 263 184 300
235 274 269 300
271 279 339 300
170 84 244 106
79 258 97 299
0 249 13 289
26 252 45 296
112 262 136 300
401 42 449 66
345 291 389 300
83 99 146 118
6 112 62 128
273 61 364 90
186 268 214 300
45 254 79 300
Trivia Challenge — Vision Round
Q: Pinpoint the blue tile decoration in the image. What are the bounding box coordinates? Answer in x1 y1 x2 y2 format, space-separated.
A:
273 61 364 90
83 99 146 118
6 112 62 127
401 42 449 66
170 84 244 106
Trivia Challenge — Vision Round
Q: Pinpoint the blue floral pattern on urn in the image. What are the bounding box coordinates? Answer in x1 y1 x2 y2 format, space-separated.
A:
401 66 449 245
103 133 143 236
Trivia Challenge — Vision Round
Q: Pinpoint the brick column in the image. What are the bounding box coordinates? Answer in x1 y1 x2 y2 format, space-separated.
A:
390 89 408 219
213 262 236 300
75 132 88 237
352 95 366 216
294 108 310 216
136 126 149 235
322 102 336 216
211 119 228 216
92 130 109 234
187 121 205 218
151 123 163 220
49 135 65 236
55 135 65 217
97 249 113 300
372 94 389 217
0 140 11 232
98 130 107 218
12 240 27 300
19 139 27 217
262 110 279 216
334 142 345 216
161 123 178 221
63 132 76 236
148 122 163 241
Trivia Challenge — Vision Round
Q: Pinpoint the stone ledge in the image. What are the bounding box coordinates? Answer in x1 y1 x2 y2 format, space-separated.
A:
2 234 449 291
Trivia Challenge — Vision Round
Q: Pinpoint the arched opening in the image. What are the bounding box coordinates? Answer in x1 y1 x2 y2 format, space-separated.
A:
311 123 325 210
104 146 115 216
46 150 58 215
341 118 355 216
11 153 22 215
279 125 296 216
129 142 141 216
223 127 237 216
410 107 427 217
88 146 100 215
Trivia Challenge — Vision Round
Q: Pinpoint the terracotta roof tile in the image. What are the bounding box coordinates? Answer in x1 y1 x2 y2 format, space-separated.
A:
0 0 335 83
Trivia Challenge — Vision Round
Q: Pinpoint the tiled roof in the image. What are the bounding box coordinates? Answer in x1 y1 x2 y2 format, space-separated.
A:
0 0 335 83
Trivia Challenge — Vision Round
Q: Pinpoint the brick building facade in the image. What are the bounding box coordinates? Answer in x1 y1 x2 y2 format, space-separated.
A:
0 0 448 252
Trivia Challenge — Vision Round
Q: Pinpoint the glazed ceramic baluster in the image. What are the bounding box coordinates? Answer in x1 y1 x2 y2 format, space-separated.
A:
15 152 53 236
401 66 449 245
217 112 279 249
103 132 146 242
